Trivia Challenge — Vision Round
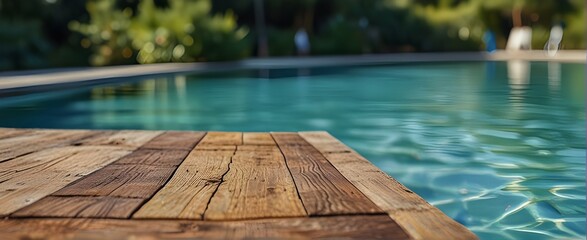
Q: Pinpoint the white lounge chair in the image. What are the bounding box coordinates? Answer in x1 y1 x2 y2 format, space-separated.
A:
544 25 563 57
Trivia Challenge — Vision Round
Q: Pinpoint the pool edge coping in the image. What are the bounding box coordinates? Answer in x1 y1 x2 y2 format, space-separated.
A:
0 50 584 97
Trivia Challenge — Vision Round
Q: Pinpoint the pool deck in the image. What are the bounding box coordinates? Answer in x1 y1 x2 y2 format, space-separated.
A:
0 50 584 96
0 128 477 239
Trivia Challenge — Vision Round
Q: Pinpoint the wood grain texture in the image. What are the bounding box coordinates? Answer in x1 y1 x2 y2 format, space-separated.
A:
0 146 131 216
300 131 478 240
199 132 242 145
72 130 162 149
141 131 205 150
133 150 234 219
51 164 176 198
204 145 306 220
237 145 281 152
0 128 32 140
0 130 164 217
272 133 381 216
0 215 410 239
243 132 276 145
12 196 142 218
299 131 430 211
195 145 237 151
390 208 478 240
113 148 189 166
271 132 312 146
0 129 95 163
10 131 199 219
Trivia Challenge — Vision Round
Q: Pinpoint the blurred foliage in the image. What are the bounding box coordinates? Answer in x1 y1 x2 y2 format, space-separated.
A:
0 0 584 70
0 21 51 70
266 28 296 56
69 0 249 66
0 0 88 70
311 16 365 54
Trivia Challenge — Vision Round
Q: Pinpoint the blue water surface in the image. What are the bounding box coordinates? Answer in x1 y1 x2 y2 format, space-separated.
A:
0 61 585 239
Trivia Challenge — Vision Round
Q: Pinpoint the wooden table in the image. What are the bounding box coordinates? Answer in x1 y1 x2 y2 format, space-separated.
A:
0 128 477 239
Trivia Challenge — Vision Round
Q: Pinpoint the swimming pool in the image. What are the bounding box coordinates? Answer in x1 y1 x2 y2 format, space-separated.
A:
0 61 584 239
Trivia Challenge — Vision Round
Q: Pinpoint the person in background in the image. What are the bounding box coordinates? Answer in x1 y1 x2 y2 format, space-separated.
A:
483 30 497 53
295 28 310 56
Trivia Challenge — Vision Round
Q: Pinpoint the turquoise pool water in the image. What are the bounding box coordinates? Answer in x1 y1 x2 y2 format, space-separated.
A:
0 61 585 239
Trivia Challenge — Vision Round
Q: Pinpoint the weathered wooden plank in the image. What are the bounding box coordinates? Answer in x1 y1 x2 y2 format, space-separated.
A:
0 129 95 163
8 130 198 219
0 146 132 216
0 130 163 186
113 148 189 166
204 145 306 220
272 133 381 216
199 131 242 145
237 145 281 152
299 132 429 211
52 164 176 199
390 208 477 240
270 132 311 146
12 196 142 218
0 215 409 239
195 145 237 151
298 132 353 153
0 130 161 216
141 131 206 150
72 130 162 149
0 128 32 140
243 132 276 145
300 131 478 240
133 150 234 219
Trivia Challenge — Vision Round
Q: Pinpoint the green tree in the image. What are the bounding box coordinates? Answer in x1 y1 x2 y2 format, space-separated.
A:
0 0 51 70
70 0 250 66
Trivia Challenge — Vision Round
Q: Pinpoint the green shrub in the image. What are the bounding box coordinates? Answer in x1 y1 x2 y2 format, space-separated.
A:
70 0 250 66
